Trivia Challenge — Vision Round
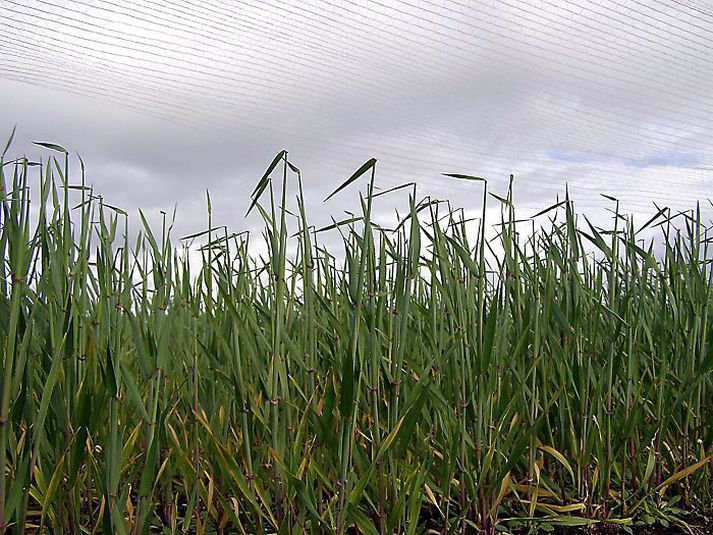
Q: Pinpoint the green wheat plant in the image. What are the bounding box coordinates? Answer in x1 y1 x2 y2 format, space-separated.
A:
0 132 711 534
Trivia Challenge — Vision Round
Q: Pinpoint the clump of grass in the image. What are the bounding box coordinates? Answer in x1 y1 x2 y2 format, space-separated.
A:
0 136 711 534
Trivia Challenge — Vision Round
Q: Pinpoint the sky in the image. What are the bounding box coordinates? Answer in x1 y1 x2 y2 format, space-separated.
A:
1 0 712 245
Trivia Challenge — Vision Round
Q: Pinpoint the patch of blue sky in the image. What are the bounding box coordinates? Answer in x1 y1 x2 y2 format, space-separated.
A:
623 151 701 169
544 148 596 164
545 148 701 169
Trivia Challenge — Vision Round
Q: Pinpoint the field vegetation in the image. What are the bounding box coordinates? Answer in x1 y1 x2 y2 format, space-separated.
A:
0 135 711 533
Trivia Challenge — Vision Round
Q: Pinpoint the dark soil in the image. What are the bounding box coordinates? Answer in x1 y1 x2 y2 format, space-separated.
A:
573 514 712 535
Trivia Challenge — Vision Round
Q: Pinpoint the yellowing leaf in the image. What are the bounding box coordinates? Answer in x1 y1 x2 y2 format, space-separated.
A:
656 453 712 495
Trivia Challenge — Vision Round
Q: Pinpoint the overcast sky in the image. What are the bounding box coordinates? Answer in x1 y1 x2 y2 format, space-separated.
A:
1 0 711 243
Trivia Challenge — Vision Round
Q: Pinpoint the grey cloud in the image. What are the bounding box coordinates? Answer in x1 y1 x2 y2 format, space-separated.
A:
0 0 711 246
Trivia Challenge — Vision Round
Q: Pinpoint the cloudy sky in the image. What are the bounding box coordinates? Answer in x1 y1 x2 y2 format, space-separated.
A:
1 0 712 242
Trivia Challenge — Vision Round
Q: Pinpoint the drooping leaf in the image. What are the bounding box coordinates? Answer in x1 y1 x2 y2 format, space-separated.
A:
33 141 68 154
324 158 376 202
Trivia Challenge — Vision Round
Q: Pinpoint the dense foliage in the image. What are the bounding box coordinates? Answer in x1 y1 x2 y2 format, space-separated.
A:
0 138 711 533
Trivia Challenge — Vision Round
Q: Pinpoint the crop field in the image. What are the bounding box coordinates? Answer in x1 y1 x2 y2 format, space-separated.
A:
0 137 711 534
